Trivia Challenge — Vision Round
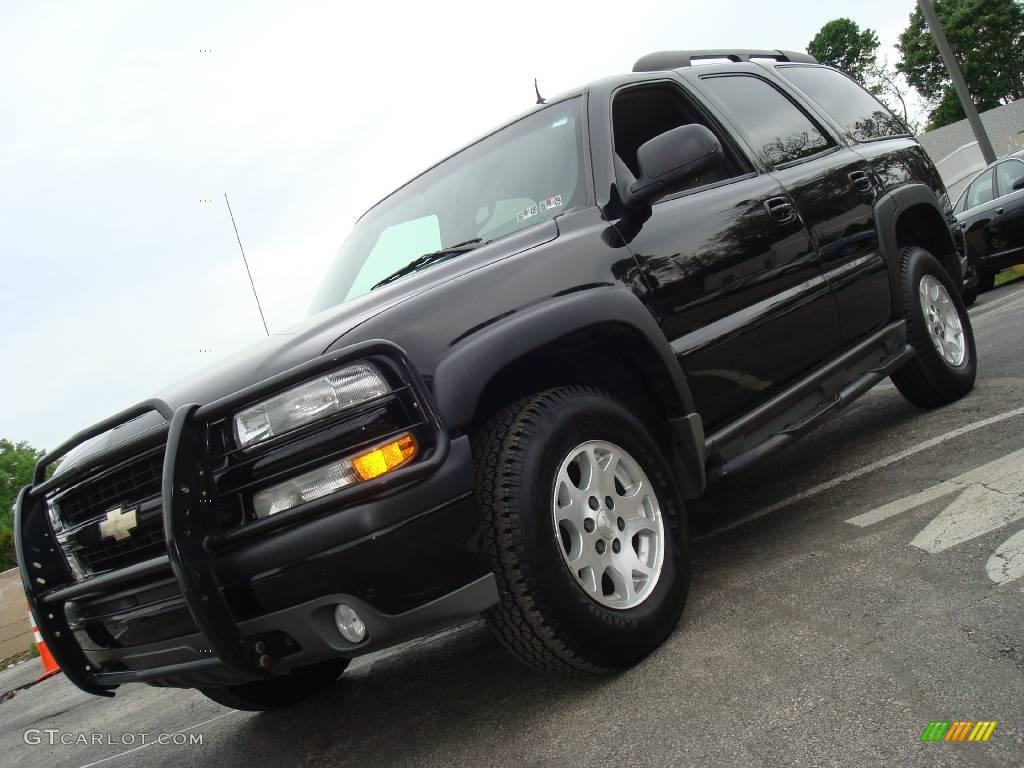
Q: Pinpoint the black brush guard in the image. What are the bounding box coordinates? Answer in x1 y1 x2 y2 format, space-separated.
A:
15 341 448 696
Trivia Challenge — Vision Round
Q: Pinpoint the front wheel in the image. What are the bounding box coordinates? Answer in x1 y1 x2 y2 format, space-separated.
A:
891 246 977 408
474 386 689 674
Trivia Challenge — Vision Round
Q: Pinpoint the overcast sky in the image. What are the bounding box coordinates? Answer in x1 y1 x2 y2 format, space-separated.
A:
1 0 927 450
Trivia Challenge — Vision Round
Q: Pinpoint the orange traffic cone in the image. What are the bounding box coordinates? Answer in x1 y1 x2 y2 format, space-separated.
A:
27 605 61 681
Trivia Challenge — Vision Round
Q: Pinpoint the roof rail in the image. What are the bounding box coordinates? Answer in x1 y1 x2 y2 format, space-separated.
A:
633 49 817 72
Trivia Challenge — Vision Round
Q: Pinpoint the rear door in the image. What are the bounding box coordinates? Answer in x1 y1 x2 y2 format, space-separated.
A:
703 69 893 349
771 65 922 342
608 75 840 431
991 158 1024 263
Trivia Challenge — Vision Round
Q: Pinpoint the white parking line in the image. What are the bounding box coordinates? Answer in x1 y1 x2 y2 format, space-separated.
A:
74 710 238 768
695 405 1024 540
988 529 1024 585
846 447 1024 552
970 283 1024 317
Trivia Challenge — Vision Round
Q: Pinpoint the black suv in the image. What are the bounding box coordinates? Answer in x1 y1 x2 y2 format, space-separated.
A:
17 49 977 710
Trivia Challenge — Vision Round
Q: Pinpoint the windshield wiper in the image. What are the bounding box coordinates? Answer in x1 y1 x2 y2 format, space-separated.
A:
370 238 484 291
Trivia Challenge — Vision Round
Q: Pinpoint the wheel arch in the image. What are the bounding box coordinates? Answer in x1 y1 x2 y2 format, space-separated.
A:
876 184 961 313
431 287 706 498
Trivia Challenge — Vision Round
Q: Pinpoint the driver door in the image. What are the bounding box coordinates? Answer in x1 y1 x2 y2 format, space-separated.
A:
611 78 840 431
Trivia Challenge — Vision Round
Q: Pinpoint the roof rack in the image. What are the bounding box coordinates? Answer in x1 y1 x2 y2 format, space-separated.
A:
633 49 817 72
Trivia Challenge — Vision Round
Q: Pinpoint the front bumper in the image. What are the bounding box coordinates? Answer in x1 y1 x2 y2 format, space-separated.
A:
15 342 494 694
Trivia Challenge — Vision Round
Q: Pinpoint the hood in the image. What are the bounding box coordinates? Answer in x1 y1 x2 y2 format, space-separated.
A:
53 297 389 477
53 223 558 476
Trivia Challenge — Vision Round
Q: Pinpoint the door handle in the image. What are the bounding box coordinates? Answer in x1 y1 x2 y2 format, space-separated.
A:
765 196 796 225
849 171 874 195
996 207 1005 215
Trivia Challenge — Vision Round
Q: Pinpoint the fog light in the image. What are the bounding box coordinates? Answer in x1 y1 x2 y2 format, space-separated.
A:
334 603 367 643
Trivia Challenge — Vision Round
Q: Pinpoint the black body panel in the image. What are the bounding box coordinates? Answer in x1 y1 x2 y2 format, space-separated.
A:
16 54 956 696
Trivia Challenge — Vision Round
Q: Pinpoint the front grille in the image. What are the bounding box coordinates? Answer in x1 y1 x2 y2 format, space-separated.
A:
57 451 164 526
54 449 168 575
75 518 166 572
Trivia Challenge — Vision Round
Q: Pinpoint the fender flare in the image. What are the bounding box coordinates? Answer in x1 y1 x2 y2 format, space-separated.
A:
874 183 960 309
431 286 707 498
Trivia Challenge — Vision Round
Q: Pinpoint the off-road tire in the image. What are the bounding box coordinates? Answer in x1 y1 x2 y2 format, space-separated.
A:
891 246 977 408
474 386 689 674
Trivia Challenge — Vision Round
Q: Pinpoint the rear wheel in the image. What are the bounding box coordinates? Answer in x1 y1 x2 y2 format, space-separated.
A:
962 257 978 306
891 247 977 408
977 269 996 294
197 658 348 711
474 386 689 674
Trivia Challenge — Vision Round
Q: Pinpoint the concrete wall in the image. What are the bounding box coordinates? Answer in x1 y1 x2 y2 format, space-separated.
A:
917 100 1024 203
0 568 32 660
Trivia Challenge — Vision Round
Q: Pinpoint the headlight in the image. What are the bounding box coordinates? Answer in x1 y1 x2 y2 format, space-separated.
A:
46 498 63 533
234 363 389 448
252 433 417 518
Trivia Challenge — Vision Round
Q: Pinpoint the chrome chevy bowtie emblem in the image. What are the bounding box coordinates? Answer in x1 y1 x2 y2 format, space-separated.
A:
98 506 138 541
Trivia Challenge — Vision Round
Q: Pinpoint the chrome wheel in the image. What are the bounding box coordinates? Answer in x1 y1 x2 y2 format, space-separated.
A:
919 274 966 367
552 440 665 610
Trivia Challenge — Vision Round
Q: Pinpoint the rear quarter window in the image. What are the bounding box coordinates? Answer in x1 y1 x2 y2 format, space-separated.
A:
776 65 909 142
966 168 995 209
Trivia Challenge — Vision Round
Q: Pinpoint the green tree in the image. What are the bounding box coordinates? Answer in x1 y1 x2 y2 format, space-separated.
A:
808 20 923 134
867 57 924 134
0 439 46 571
808 18 881 82
897 0 1024 129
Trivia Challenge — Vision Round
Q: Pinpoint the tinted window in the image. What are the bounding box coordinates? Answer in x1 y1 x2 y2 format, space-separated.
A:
777 66 908 142
701 75 832 166
612 83 747 193
995 159 1024 196
966 169 995 210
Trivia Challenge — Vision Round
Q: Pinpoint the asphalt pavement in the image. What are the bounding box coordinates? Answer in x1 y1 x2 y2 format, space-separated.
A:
2 279 1023 768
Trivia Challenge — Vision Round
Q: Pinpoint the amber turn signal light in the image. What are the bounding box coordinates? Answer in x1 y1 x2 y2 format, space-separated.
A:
351 434 417 481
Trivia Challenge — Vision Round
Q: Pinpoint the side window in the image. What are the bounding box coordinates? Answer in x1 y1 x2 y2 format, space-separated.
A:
953 190 968 215
700 75 833 167
776 66 908 142
966 169 995 210
995 159 1024 196
611 82 748 194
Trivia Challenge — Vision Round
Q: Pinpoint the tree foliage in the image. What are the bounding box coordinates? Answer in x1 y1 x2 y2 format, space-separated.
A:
808 18 882 82
807 19 922 134
897 0 1024 129
0 439 45 571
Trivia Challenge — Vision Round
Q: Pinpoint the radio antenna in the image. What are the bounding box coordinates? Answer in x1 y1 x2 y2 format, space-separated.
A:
534 77 545 105
224 192 270 336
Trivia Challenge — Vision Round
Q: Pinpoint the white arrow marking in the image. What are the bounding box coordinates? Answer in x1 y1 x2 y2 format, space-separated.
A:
846 447 1024 554
986 529 1024 585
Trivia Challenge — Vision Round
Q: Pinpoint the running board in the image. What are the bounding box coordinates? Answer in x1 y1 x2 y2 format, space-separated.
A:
705 322 912 482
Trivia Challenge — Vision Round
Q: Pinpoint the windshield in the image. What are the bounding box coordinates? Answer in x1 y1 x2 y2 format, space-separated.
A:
308 97 586 314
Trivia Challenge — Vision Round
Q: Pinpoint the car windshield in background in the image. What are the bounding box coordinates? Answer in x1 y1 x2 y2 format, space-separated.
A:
308 97 585 314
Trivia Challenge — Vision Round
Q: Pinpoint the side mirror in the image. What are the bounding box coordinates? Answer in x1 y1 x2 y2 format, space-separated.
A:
623 124 724 209
1013 177 1024 191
